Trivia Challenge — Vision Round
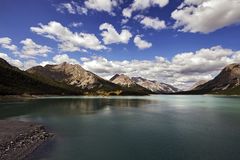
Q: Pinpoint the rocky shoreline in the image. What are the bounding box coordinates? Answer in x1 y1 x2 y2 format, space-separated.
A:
0 120 53 160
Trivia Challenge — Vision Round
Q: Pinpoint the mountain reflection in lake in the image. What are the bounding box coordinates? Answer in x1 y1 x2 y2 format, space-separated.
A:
0 97 157 118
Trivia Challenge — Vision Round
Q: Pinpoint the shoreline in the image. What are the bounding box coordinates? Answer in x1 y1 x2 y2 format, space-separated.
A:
0 94 150 101
0 95 39 102
1 93 240 103
0 120 54 160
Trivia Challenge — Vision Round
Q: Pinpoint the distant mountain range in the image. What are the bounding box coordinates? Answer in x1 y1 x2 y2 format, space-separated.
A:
1 57 239 96
131 77 180 93
110 74 179 93
110 74 152 94
181 63 240 95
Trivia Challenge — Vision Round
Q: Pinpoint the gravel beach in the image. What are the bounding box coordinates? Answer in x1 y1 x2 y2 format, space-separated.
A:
0 120 53 160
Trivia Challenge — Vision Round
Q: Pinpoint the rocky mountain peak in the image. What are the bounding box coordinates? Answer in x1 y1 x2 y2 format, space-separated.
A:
110 74 136 87
222 63 240 76
49 62 84 71
214 63 240 82
27 62 103 89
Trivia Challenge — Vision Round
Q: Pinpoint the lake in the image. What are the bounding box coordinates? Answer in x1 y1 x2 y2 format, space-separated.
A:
0 95 240 160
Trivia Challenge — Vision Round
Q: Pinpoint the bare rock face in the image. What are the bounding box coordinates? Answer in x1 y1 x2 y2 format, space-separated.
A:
110 74 179 94
194 63 240 91
110 74 136 87
110 74 152 93
27 62 113 90
131 77 179 93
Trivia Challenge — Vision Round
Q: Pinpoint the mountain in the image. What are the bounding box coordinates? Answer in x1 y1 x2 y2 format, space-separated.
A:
110 74 152 94
110 74 137 87
27 63 148 95
0 58 82 95
190 80 208 90
194 63 240 91
131 77 179 93
182 63 240 95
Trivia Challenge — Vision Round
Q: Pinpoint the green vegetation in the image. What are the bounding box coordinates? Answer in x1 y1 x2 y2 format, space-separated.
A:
175 87 240 96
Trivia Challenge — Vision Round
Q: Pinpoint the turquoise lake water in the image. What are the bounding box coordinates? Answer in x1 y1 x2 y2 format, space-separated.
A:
0 95 240 160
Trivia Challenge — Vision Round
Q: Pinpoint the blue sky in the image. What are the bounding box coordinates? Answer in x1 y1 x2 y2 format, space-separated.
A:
0 0 240 89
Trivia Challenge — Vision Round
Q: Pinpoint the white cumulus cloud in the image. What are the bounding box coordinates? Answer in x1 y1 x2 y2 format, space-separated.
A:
56 2 88 15
84 0 119 14
0 37 52 59
171 0 240 33
31 21 107 52
53 54 80 64
123 0 169 18
134 35 152 50
136 15 166 30
0 37 18 53
99 23 132 45
20 38 52 58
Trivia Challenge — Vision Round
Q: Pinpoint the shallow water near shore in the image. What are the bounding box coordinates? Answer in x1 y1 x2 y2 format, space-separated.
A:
1 95 240 160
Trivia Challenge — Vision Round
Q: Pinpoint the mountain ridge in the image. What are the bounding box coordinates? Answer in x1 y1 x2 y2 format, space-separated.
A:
27 63 150 95
179 63 240 95
131 76 180 93
110 74 153 94
110 74 179 94
0 58 82 95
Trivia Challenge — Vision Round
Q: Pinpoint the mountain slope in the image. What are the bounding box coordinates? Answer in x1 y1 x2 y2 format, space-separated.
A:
190 80 208 90
195 63 240 91
110 74 137 87
0 58 82 95
27 63 149 95
181 63 240 95
131 77 179 93
110 74 152 94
